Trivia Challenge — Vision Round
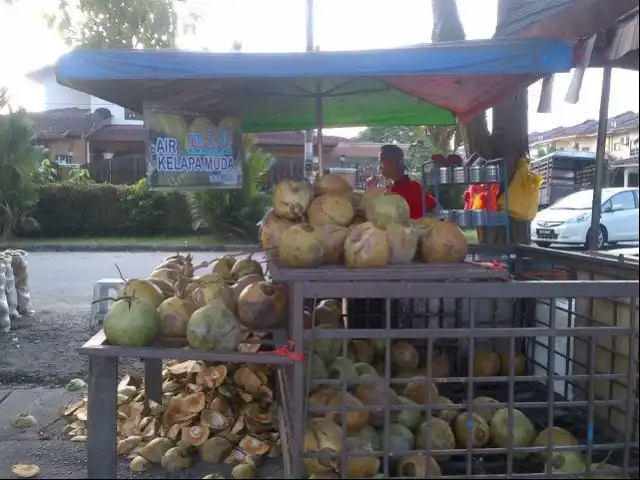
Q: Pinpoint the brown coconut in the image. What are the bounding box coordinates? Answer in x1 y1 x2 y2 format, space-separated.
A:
315 173 353 197
344 221 389 268
273 179 313 220
278 224 325 268
386 222 420 264
237 281 288 329
307 194 354 227
419 220 468 263
315 224 350 264
259 208 297 252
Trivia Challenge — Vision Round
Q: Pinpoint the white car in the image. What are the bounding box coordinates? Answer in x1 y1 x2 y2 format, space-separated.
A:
531 187 639 249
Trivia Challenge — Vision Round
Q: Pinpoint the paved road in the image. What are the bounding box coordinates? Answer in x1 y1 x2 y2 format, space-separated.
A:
0 251 264 388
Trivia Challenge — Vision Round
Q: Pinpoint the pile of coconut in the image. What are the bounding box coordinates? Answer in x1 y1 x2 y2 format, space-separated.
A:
101 253 286 350
59 360 280 477
259 174 469 269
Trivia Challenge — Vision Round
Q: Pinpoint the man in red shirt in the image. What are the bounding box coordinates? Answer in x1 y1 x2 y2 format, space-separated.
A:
349 145 437 331
379 144 438 217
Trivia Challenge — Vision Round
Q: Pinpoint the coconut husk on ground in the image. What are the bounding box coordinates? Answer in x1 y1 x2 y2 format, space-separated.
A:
57 361 281 474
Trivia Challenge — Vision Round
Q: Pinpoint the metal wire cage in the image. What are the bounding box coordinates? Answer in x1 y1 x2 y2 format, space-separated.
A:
272 246 639 479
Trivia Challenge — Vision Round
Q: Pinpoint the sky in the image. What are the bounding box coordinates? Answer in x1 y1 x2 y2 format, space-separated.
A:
1 0 638 138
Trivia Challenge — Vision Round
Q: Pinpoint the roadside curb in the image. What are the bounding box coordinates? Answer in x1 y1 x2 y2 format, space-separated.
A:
0 243 259 253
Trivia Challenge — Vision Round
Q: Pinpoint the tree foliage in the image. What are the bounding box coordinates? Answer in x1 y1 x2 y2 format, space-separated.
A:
45 0 204 49
0 95 45 238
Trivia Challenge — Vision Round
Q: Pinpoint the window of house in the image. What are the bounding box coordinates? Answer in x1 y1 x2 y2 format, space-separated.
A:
54 155 72 165
124 109 143 120
614 143 621 151
581 147 590 152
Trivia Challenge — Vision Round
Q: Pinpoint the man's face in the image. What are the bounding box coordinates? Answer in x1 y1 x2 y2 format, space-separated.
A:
379 154 394 179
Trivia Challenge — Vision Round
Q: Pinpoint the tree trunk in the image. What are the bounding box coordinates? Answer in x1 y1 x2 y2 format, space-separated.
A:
481 0 532 245
430 0 491 156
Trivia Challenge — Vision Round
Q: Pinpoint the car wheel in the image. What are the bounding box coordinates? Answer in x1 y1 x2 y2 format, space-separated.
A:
536 242 552 248
586 226 607 250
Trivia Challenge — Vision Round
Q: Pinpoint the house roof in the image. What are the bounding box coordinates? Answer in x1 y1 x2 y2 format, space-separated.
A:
81 123 344 147
529 111 639 144
27 108 108 140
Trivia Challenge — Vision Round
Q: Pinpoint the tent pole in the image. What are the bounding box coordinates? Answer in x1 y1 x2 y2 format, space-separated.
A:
587 64 612 250
304 0 315 180
316 79 324 175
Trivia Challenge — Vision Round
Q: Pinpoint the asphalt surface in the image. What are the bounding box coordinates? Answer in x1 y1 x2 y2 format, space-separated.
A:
0 251 265 388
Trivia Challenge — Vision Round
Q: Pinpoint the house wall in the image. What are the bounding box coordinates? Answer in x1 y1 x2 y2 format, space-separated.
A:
46 138 88 165
608 130 639 158
38 72 143 126
38 75 91 111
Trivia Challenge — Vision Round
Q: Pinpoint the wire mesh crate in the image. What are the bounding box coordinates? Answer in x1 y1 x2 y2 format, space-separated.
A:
273 247 639 479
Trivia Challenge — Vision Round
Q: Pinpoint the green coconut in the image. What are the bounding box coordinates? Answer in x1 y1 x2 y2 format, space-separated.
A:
544 451 586 475
354 362 379 377
352 424 380 451
327 357 359 383
396 453 442 477
312 299 343 327
354 374 401 427
471 396 500 424
308 353 329 380
365 193 411 230
307 324 344 365
349 340 376 364
414 416 456 461
185 299 241 351
533 426 579 460
380 423 414 454
391 341 420 372
490 408 537 460
453 412 491 448
104 298 160 347
396 396 423 431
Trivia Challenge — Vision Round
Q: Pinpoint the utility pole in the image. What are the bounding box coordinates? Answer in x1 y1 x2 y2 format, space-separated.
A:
303 0 315 181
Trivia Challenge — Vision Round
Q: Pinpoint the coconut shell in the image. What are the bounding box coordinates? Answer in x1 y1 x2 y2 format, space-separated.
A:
273 179 313 220
315 173 353 197
236 281 288 330
414 417 456 461
278 224 325 268
315 224 349 264
365 193 411 230
259 208 297 252
354 374 401 427
200 436 233 464
303 418 343 476
307 193 355 228
387 222 419 264
344 221 389 268
454 412 490 448
419 220 468 263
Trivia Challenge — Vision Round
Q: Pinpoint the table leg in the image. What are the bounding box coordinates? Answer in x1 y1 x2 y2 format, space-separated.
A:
87 355 118 479
144 358 163 403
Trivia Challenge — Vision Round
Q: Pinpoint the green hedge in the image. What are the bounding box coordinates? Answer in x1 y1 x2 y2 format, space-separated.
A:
31 183 193 237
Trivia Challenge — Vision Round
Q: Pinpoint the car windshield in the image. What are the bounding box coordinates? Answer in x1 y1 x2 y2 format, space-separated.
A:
549 190 600 210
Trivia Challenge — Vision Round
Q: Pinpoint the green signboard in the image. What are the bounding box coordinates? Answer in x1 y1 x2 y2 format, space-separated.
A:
144 103 243 191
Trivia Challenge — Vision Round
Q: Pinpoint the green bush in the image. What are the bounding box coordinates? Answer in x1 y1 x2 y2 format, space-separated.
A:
30 182 192 237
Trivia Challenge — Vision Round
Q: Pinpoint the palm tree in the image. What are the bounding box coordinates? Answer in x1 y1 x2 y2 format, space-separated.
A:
0 91 43 238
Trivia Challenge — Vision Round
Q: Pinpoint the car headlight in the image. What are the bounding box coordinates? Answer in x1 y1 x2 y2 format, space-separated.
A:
566 213 590 223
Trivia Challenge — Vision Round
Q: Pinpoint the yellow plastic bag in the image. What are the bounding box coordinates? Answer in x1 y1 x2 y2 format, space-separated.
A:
498 159 543 221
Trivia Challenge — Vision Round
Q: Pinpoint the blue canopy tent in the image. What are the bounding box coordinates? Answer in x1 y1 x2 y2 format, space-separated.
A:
55 38 574 133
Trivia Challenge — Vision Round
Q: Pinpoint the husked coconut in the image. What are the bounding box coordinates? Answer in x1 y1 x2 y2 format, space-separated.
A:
386 222 420 264
307 194 354 227
419 220 468 263
365 193 410 229
315 173 353 197
273 179 313 220
278 224 325 268
315 224 350 264
344 221 389 268
259 208 297 252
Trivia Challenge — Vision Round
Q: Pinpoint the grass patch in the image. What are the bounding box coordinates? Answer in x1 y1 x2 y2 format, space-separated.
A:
5 234 256 247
